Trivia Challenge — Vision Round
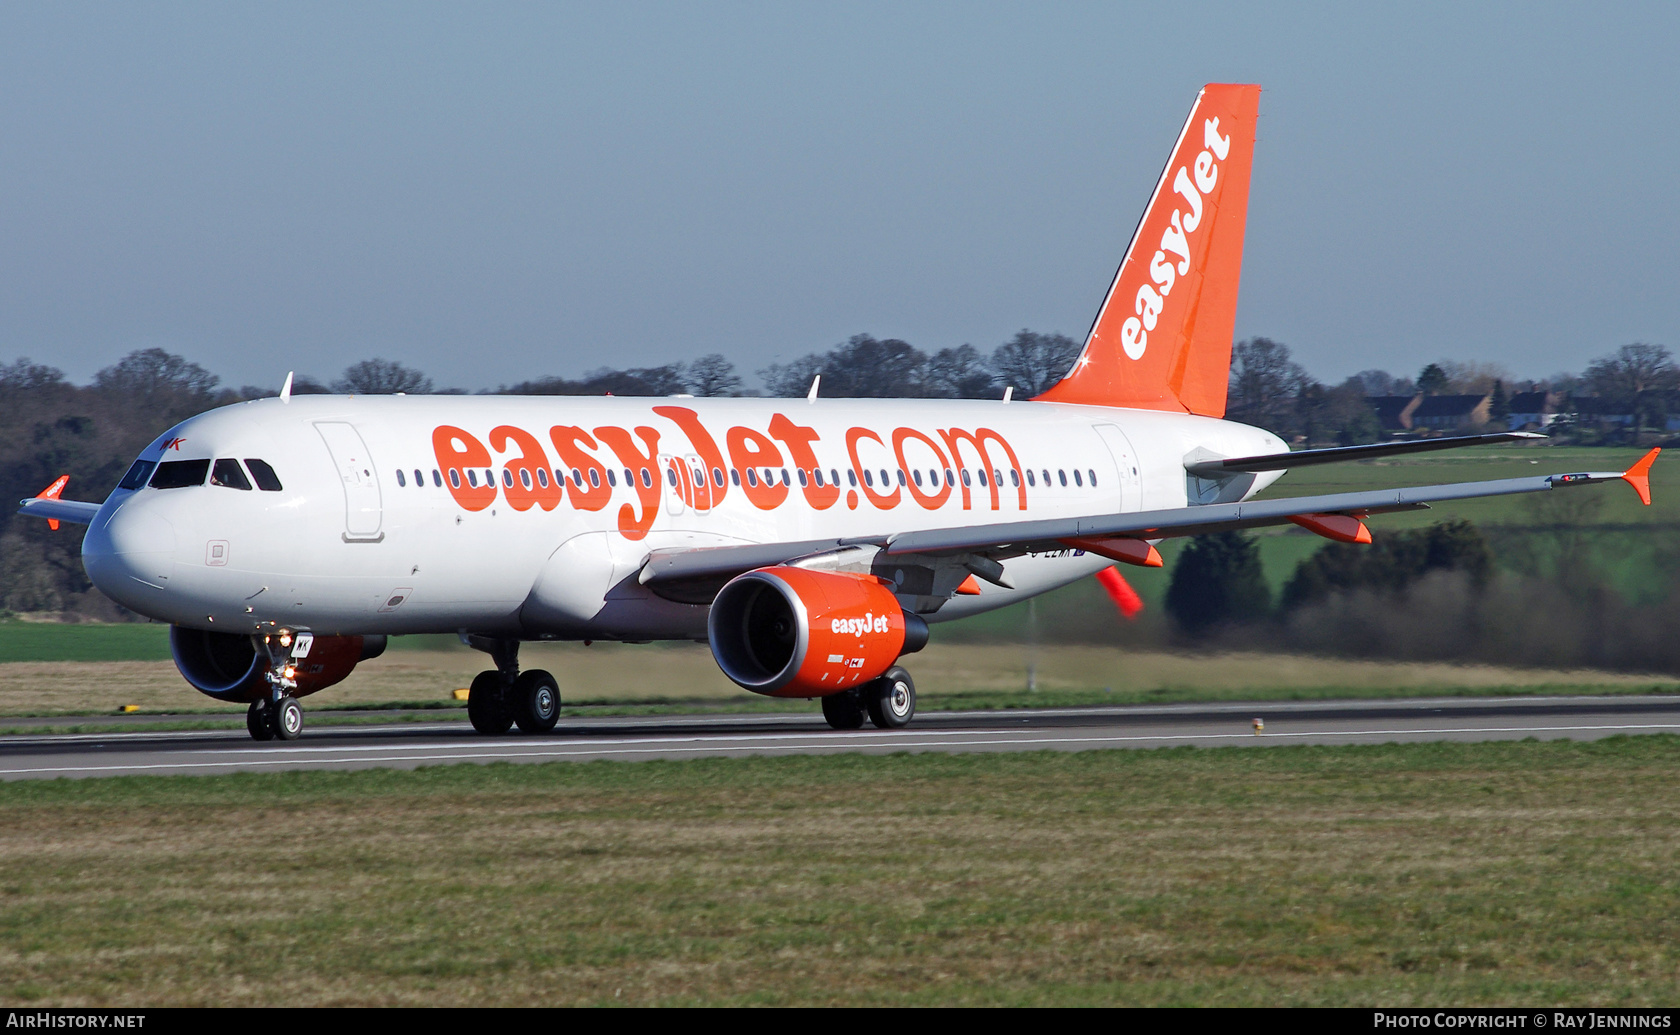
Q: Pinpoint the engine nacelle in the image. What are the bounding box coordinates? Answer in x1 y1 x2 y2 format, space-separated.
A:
708 566 928 697
169 627 386 702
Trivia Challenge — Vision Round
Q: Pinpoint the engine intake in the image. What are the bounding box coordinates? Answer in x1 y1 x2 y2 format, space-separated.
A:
708 567 928 697
169 627 385 702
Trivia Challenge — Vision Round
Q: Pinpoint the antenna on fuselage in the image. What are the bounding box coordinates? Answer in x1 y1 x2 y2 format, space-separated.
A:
280 371 294 404
807 375 820 403
1003 386 1014 403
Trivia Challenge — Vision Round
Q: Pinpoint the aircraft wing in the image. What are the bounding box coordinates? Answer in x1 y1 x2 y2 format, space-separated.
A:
16 497 102 525
638 451 1657 595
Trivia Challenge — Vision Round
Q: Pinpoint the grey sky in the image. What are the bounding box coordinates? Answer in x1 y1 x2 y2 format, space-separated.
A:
2 2 1676 391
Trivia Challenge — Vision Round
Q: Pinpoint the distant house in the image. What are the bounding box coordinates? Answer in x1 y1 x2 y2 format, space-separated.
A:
1368 394 1422 431
1506 391 1564 431
1569 396 1636 428
1411 394 1492 431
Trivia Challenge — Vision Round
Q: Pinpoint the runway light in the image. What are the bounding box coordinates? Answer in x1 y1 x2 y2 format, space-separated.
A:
1252 718 1264 734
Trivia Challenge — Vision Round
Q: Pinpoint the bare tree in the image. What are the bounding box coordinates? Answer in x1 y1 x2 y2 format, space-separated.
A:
1583 343 1677 432
333 358 434 395
1227 337 1308 434
759 334 927 398
991 330 1080 397
686 354 742 397
924 344 995 399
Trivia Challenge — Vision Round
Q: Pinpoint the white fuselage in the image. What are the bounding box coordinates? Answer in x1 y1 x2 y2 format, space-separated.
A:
81 395 1286 641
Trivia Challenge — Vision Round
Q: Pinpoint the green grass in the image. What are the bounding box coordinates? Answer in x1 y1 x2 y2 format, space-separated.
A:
0 620 171 663
2 737 1678 1005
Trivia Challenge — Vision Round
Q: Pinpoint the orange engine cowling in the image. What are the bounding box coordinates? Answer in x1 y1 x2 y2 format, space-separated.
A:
169 627 386 702
707 566 929 698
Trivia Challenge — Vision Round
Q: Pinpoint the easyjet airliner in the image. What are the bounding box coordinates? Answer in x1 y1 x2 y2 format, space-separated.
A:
19 84 1659 741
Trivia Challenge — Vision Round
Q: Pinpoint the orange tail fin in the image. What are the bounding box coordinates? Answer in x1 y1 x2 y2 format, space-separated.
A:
1036 83 1260 416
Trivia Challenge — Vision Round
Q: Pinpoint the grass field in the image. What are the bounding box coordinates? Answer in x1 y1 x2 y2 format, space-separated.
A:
1 738 1677 1006
2 642 1675 719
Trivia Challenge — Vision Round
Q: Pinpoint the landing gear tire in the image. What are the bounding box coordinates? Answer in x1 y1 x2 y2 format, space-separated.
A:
865 667 916 729
513 669 561 733
821 689 866 730
246 700 275 742
468 669 514 735
272 695 304 741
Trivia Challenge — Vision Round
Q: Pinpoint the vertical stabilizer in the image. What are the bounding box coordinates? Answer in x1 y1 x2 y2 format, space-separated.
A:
1036 83 1260 415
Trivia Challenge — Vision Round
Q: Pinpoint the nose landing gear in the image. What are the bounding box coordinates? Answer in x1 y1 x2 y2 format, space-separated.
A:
244 635 310 742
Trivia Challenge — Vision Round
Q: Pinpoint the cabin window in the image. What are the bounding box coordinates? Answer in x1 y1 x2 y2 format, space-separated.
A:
520 469 532 489
994 468 1003 488
863 469 874 488
1073 469 1083 487
484 469 493 486
746 468 758 487
896 469 906 487
814 469 825 487
1058 469 1068 487
944 468 955 486
1088 468 1098 486
713 467 724 487
879 469 889 487
467 469 479 487
502 469 514 488
781 468 790 486
960 469 971 487
605 469 617 487
431 469 442 487
449 469 461 489
977 469 988 487
413 468 422 487
830 468 840 486
912 469 923 487
395 469 407 488
1010 469 1020 487
536 468 549 488
642 468 653 488
1026 469 1036 487
212 458 253 490
570 467 583 486
1041 469 1051 486
118 459 156 490
731 468 741 486
797 469 808 487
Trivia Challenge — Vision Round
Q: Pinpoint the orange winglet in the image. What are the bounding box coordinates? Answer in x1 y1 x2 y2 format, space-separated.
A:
1095 566 1144 619
1622 447 1660 506
35 475 70 531
1289 513 1372 544
1060 536 1164 567
955 574 983 595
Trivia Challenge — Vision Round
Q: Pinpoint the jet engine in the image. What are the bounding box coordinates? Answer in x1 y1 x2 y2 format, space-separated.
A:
169 627 386 702
707 566 928 697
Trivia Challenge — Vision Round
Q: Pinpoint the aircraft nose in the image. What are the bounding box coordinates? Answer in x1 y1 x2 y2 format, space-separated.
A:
82 499 177 607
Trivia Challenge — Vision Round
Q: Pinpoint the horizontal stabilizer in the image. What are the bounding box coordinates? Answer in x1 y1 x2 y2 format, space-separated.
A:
1184 432 1546 476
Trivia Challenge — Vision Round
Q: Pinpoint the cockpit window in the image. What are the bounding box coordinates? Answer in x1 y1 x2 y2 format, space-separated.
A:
211 458 253 490
117 459 156 490
150 459 210 489
244 459 283 492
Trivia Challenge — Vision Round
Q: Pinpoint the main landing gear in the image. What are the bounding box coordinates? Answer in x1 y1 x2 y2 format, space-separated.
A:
822 665 916 731
465 637 561 736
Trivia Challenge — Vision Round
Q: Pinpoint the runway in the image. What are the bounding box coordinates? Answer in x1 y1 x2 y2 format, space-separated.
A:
3 694 1679 780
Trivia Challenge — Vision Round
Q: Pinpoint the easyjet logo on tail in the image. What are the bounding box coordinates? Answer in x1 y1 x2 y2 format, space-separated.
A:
1035 83 1259 418
1122 116 1231 361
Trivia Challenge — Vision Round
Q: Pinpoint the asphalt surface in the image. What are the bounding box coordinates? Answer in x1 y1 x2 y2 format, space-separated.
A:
2 694 1678 780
